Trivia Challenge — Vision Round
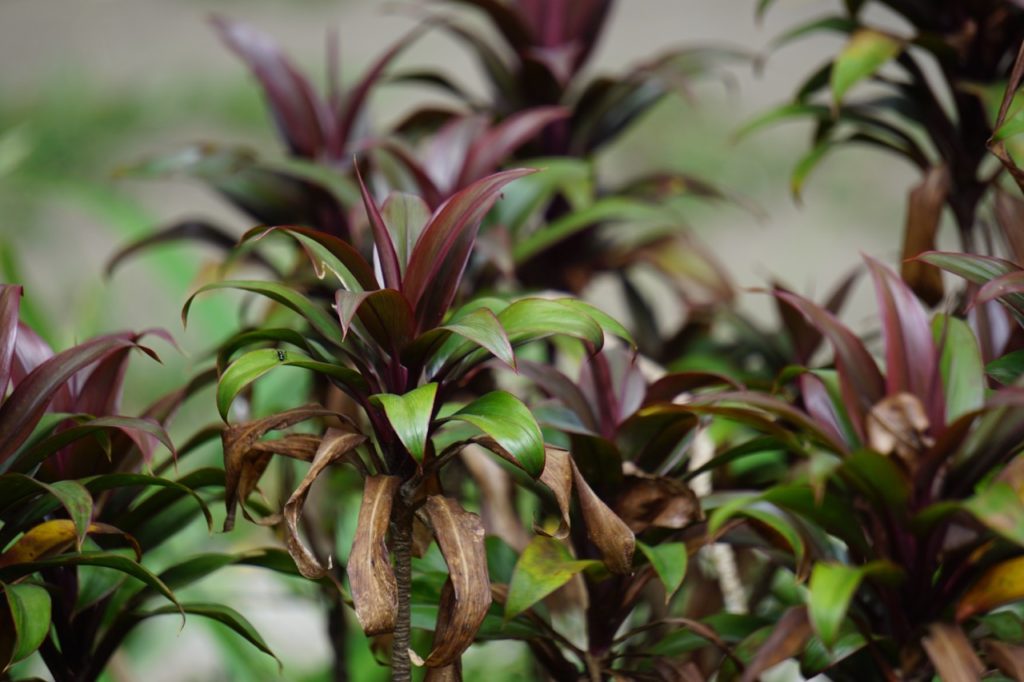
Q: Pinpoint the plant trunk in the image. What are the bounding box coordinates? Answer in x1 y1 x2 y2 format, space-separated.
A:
391 506 414 682
326 583 350 682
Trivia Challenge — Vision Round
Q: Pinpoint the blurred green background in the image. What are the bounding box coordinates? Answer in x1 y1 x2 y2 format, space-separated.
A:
0 0 923 679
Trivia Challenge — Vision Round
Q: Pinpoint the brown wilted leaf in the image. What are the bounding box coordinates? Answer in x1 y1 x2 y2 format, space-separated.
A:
572 459 635 574
900 165 949 306
921 623 983 682
985 639 1024 680
461 443 530 551
866 392 933 471
423 496 491 668
740 606 811 682
283 428 365 579
538 446 573 539
222 405 341 531
615 472 701 533
349 475 401 636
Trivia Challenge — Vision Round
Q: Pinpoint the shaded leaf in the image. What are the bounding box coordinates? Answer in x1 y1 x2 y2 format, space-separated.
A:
0 285 20 398
740 606 812 682
3 583 50 665
572 459 635 574
505 536 600 619
637 541 688 603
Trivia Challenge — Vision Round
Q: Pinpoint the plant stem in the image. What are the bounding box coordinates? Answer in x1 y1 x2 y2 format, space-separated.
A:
391 507 414 682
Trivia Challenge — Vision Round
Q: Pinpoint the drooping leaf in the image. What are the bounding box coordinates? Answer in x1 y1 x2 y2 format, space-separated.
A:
504 536 600 619
422 496 491 667
240 225 377 292
900 166 949 305
348 475 400 636
283 429 365 578
436 307 516 373
572 459 635 574
445 391 544 477
216 349 366 420
372 383 438 462
831 29 903 104
637 541 688 603
134 602 279 666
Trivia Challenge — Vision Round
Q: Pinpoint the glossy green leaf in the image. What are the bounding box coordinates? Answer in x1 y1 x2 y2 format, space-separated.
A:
505 536 600 619
436 306 516 372
964 482 1024 547
83 473 213 533
808 562 900 648
371 383 438 461
445 391 545 477
637 541 688 602
183 280 344 347
4 582 50 663
989 351 1024 385
137 602 279 665
831 30 902 104
217 349 366 419
499 298 604 349
933 314 984 422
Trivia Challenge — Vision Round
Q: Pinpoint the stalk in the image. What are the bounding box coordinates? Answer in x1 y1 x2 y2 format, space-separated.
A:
390 507 414 682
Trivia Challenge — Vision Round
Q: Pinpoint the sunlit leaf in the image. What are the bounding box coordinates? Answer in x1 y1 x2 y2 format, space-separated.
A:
831 29 902 104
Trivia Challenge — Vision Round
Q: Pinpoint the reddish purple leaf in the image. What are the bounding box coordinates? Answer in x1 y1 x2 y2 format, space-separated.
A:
355 165 403 291
403 169 534 332
423 116 490 195
800 373 850 447
458 106 570 187
774 290 884 440
865 256 942 426
335 289 415 351
0 285 22 397
0 335 145 463
212 15 332 159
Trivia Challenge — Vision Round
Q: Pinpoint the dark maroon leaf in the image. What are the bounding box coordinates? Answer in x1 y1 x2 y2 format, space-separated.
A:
0 285 21 398
355 165 403 290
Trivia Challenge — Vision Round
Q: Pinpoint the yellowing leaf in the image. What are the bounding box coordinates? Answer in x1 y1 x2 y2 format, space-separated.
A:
831 29 903 105
958 555 1024 621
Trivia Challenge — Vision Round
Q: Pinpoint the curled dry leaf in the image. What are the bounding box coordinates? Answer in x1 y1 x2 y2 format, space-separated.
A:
348 475 401 636
615 471 701 533
572 459 635 575
538 446 573 539
921 622 984 682
866 393 933 472
423 495 491 668
222 406 340 531
461 444 530 551
283 428 366 579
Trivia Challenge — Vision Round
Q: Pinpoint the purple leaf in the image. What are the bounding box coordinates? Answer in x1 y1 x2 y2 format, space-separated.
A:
355 165 403 290
403 169 535 332
458 106 570 186
212 15 332 159
865 256 942 426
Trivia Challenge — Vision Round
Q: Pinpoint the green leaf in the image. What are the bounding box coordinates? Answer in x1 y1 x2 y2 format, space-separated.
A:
808 561 901 648
637 541 688 602
382 192 431 275
933 314 984 422
438 307 516 371
4 582 50 663
505 536 600 619
371 383 438 461
83 473 213 533
182 280 344 347
499 298 604 349
216 349 366 420
831 29 902 104
137 602 279 665
445 391 545 477
964 482 1024 547
989 350 1024 385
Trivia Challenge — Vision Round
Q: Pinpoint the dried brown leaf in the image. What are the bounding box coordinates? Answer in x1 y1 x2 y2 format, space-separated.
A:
985 639 1024 680
922 623 983 682
866 392 933 471
222 405 341 531
461 443 530 551
615 472 701 533
740 606 810 682
900 165 949 306
283 428 365 578
572 459 635 574
349 475 401 636
423 496 491 668
538 446 573 539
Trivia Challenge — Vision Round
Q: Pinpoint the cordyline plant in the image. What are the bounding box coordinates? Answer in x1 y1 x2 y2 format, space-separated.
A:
186 168 643 679
0 285 286 681
675 255 1024 679
747 0 1024 304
